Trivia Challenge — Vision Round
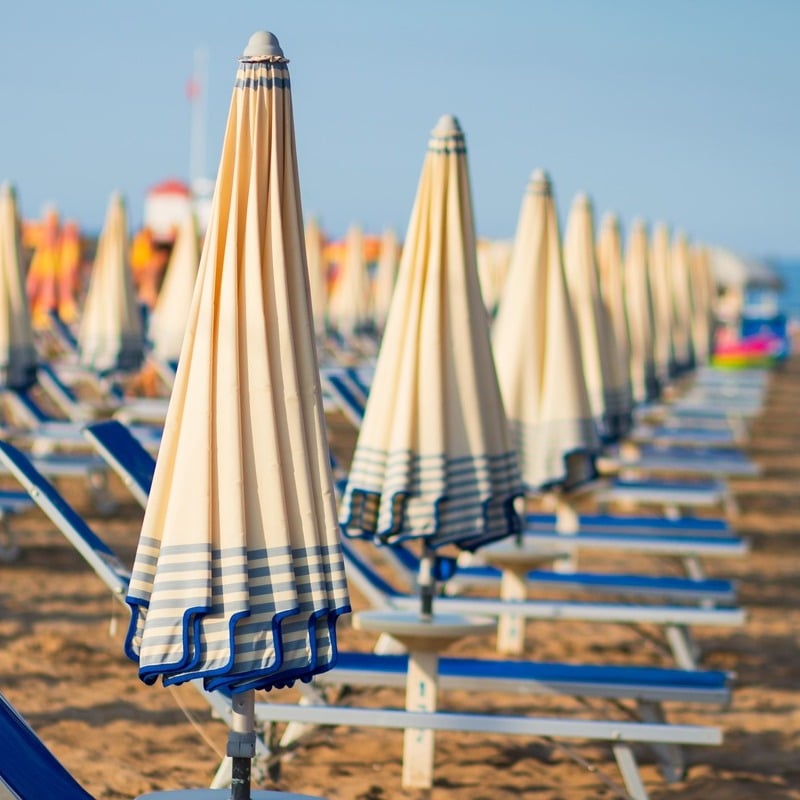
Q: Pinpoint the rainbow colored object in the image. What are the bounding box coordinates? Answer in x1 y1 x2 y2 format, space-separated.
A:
711 331 785 369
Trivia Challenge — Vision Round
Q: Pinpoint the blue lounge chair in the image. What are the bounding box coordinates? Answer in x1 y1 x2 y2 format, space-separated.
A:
81 421 745 670
321 366 738 514
76 422 730 797
0 691 315 799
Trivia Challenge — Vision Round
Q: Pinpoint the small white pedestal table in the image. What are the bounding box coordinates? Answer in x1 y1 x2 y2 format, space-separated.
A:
352 609 494 790
478 539 565 655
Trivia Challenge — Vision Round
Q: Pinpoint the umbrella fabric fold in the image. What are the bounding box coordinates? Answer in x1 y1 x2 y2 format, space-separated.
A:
125 40 349 694
340 115 521 553
648 221 675 382
77 192 144 374
670 231 695 371
327 223 371 339
596 212 633 433
624 219 659 404
148 211 201 364
304 217 327 335
371 227 399 333
0 183 37 390
562 193 626 441
689 244 714 365
493 170 600 493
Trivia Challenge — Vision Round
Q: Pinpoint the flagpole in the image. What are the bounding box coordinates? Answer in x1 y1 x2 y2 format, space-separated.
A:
189 46 208 194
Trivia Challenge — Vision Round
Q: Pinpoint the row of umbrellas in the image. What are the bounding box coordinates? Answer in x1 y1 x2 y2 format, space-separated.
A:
0 27 717 797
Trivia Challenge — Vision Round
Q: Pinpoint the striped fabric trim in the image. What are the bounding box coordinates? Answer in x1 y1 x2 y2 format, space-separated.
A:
125 540 350 691
340 449 522 552
234 60 290 92
509 417 601 494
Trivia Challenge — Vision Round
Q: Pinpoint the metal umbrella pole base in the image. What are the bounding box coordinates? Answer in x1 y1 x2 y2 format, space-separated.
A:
228 690 257 800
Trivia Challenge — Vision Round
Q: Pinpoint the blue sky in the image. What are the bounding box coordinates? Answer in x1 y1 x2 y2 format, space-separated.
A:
1 0 798 258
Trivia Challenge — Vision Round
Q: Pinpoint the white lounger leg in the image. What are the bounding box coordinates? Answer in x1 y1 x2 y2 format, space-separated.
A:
496 567 527 655
612 744 649 800
403 651 439 789
664 625 699 671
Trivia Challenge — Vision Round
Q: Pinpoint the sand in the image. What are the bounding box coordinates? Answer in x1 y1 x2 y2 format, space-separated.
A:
1 354 799 799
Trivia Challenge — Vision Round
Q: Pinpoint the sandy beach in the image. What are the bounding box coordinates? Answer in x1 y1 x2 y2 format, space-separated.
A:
1 355 799 799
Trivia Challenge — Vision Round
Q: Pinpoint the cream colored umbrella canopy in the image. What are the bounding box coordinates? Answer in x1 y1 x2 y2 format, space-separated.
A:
596 212 633 432
340 114 521 562
77 192 143 374
477 238 512 316
669 231 695 370
624 219 659 403
148 211 200 365
0 183 37 389
371 227 399 333
493 170 600 492
125 30 350 699
648 221 675 382
327 222 371 339
562 193 626 440
304 216 327 335
689 244 714 364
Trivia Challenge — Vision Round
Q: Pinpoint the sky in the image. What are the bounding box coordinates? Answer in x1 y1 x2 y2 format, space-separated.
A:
1 0 799 259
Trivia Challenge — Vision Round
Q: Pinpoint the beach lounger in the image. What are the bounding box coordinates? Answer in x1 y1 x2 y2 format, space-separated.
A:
83 420 745 669
76 423 730 797
381 538 738 605
340 537 744 669
0 440 277 791
0 690 313 800
603 442 760 479
321 368 736 514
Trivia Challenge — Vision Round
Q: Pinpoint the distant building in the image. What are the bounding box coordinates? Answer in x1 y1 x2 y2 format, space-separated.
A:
143 178 213 243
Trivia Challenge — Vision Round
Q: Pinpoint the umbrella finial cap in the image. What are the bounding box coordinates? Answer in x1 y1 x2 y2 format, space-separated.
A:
432 114 462 136
243 30 284 58
573 191 591 207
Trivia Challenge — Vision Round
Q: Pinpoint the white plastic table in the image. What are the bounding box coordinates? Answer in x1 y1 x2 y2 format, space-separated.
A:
352 609 494 789
478 540 565 655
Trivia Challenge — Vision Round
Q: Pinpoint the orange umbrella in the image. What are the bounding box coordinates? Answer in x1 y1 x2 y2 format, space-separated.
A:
57 220 82 324
26 206 60 330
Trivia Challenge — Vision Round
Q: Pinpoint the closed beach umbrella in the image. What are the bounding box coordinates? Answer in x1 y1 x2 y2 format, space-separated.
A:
148 211 200 364
26 205 60 330
78 192 143 375
596 212 633 434
57 220 81 324
371 227 399 333
624 219 659 403
339 114 521 610
670 231 695 371
648 221 675 382
327 222 371 339
562 193 625 440
0 183 37 389
124 31 350 797
304 217 327 335
689 244 714 364
493 170 600 492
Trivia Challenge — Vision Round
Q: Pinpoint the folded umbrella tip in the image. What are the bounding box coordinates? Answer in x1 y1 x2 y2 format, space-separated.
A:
529 167 551 184
243 30 284 58
432 114 462 136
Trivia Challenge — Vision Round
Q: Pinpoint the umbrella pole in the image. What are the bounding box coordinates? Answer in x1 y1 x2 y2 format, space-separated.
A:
228 689 256 800
418 544 436 620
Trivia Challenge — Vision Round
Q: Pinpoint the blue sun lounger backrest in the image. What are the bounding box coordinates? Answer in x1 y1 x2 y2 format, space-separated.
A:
0 441 131 599
83 420 154 508
86 421 406 610
0 691 95 800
